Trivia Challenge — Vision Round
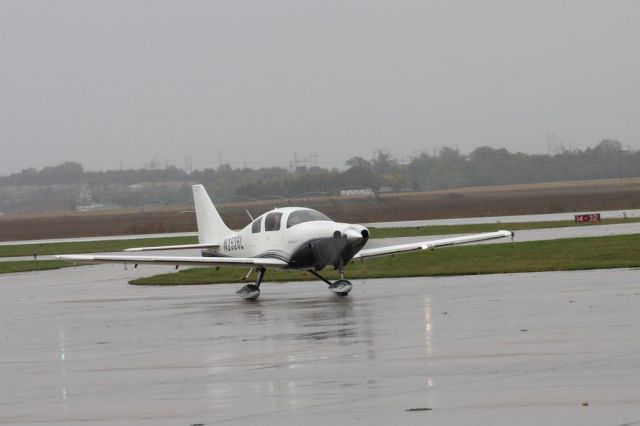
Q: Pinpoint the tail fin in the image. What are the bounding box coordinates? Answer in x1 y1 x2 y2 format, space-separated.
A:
192 184 232 244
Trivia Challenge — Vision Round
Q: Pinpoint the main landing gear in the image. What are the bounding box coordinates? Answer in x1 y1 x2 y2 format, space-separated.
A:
235 262 354 300
307 269 353 297
236 267 265 300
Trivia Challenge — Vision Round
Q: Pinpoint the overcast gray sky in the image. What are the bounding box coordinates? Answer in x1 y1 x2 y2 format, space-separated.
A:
1 0 639 173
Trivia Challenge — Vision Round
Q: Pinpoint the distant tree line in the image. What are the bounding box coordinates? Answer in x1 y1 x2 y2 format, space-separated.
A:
2 140 639 201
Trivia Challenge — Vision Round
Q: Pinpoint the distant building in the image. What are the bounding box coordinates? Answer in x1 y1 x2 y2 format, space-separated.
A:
339 188 374 197
77 184 93 204
76 203 122 212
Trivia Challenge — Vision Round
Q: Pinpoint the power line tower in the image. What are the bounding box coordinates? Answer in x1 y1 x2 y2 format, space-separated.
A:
546 133 558 155
309 152 318 168
291 151 315 170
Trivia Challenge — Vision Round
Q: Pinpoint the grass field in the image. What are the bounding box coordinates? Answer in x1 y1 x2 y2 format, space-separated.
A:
129 234 640 285
1 218 636 258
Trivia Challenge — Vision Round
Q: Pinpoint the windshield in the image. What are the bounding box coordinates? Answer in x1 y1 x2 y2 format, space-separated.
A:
286 209 331 228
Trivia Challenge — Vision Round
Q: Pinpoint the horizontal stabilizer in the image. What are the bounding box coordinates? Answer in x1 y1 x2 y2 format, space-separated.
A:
124 243 219 252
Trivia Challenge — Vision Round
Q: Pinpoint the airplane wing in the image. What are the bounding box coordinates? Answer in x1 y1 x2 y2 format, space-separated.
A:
352 230 513 260
55 254 287 269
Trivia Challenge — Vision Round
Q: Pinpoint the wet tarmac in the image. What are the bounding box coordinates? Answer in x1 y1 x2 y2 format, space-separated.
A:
2 266 640 425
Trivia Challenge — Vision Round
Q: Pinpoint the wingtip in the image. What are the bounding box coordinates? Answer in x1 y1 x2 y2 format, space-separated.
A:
499 230 515 240
55 254 76 261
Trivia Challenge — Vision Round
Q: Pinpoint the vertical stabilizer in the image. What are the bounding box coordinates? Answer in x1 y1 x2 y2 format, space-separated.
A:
192 185 232 244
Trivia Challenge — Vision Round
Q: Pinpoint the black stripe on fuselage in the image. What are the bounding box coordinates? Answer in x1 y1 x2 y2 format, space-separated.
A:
199 236 364 270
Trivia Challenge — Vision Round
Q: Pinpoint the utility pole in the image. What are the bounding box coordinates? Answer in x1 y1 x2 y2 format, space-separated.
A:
546 133 557 155
184 155 193 174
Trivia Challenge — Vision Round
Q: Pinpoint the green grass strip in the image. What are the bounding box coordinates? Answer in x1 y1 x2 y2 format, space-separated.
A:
129 234 640 285
0 260 74 274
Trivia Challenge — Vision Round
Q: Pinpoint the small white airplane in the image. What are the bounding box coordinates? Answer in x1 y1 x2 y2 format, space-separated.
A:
58 185 512 299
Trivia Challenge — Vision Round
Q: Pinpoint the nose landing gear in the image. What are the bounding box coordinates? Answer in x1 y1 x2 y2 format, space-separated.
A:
328 279 353 297
307 269 353 297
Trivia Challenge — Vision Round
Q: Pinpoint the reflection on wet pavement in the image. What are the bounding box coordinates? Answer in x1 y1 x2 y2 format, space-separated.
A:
1 266 640 425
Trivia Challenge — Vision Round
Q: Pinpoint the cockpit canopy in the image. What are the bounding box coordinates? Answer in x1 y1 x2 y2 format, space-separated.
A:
286 209 331 228
249 208 332 233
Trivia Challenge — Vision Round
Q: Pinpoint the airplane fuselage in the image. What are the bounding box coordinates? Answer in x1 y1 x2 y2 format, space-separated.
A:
56 184 512 300
205 207 369 270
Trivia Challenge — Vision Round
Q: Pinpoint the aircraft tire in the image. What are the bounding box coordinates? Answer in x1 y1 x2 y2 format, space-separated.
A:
329 279 352 296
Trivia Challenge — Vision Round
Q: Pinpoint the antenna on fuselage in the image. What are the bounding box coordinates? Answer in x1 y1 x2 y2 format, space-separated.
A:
245 209 254 221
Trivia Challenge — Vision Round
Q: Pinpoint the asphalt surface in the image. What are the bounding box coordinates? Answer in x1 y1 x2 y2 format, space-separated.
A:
1 267 640 425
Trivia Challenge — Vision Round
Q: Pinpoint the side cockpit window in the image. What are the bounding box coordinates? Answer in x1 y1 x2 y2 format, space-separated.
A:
264 212 283 231
251 217 262 233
